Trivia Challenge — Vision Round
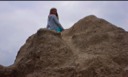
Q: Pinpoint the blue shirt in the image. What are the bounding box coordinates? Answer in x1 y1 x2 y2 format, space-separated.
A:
47 14 64 32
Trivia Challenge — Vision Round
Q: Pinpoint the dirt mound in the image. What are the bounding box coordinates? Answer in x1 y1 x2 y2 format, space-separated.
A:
13 29 74 77
0 15 128 77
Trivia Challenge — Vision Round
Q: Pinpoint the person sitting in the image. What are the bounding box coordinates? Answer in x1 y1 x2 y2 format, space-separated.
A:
47 8 64 32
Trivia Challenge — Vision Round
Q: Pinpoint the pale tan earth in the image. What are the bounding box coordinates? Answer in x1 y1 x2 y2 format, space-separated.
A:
0 15 128 77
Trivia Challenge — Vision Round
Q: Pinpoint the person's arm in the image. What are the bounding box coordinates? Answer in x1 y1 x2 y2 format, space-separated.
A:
52 15 64 30
47 25 50 29
46 16 50 29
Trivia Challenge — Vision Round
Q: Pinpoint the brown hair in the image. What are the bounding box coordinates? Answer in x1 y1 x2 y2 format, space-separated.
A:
49 8 59 20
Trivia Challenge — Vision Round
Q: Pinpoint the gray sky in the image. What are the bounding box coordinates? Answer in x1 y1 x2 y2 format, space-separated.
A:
0 1 128 66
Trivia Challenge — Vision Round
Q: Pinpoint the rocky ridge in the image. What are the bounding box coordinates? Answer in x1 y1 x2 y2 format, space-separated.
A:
0 15 128 77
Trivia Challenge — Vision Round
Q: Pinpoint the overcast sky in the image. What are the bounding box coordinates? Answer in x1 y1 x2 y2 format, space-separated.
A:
0 1 128 66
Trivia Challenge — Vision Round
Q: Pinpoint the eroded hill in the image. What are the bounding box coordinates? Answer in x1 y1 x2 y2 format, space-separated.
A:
0 15 128 77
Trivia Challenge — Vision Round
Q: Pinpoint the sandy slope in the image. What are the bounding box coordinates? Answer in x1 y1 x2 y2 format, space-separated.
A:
0 15 128 77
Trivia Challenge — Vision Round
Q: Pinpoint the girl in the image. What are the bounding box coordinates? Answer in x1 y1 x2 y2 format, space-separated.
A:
47 8 64 32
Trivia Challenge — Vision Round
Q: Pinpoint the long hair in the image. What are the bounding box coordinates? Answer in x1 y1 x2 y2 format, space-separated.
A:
49 8 59 20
